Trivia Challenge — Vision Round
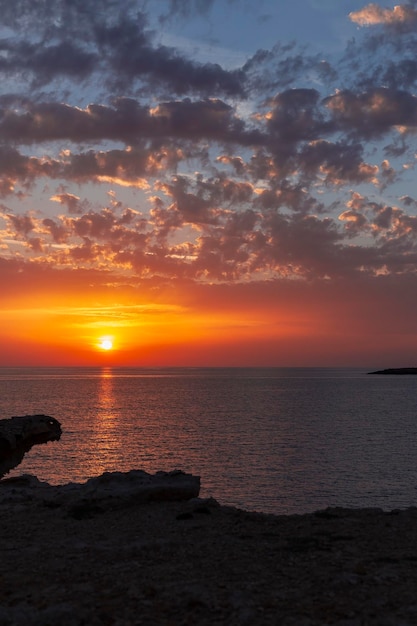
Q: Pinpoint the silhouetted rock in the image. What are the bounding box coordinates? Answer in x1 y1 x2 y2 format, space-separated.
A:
0 415 62 479
0 469 200 512
368 368 417 375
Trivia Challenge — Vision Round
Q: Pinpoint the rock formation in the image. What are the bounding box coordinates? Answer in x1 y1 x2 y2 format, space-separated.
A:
0 469 201 515
0 414 62 479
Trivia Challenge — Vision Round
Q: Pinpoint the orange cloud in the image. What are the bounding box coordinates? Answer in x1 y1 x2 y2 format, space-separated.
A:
350 3 417 27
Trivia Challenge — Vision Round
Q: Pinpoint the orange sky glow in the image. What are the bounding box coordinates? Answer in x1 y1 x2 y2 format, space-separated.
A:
2 270 417 367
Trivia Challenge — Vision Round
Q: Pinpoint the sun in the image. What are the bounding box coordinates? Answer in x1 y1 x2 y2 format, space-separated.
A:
98 337 113 351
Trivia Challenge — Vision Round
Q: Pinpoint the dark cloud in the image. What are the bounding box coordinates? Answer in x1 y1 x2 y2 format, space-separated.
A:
299 140 378 186
0 100 151 144
380 58 417 90
42 217 69 244
244 44 337 92
254 181 324 214
266 89 323 141
400 195 417 208
0 0 247 98
0 98 262 146
95 17 246 96
50 192 84 214
324 88 417 139
0 40 98 87
6 212 36 235
149 99 259 144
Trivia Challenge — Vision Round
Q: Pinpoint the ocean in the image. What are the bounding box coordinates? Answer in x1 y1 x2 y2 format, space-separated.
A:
1 366 417 515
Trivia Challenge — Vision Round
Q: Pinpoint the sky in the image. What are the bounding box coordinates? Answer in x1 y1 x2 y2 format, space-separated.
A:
1 0 417 367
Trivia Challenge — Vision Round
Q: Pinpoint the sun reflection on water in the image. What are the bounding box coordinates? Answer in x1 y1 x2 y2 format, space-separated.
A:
85 367 123 476
99 368 115 415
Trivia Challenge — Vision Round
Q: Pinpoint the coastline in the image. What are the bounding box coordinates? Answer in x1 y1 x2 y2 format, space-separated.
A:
368 367 417 375
1 473 417 624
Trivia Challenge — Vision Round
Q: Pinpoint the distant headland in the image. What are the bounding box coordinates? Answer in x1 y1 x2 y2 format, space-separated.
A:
368 368 417 375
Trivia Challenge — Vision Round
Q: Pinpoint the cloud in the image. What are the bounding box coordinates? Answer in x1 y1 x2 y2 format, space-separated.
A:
244 44 336 92
349 3 417 30
299 140 379 186
95 15 246 96
0 0 247 98
6 212 36 235
0 98 262 147
50 192 83 214
0 40 98 88
324 88 417 139
0 144 187 194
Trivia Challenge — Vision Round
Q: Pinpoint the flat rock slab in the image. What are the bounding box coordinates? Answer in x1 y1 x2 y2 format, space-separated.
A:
0 469 200 513
2 492 417 625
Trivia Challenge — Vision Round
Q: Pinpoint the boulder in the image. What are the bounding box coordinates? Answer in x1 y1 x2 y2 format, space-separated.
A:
0 415 62 479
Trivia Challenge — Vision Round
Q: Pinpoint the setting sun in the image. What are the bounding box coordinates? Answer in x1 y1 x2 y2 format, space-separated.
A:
99 338 113 351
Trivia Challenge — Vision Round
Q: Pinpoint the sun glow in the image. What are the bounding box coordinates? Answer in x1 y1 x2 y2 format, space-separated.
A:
98 337 113 351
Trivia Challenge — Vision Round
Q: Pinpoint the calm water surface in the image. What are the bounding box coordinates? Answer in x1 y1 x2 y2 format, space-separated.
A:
1 366 417 515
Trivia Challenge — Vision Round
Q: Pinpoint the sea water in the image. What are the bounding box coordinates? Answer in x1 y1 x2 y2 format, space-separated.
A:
1 366 417 515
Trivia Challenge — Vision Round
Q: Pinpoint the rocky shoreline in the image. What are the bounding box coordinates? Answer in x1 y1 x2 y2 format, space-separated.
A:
1 471 417 625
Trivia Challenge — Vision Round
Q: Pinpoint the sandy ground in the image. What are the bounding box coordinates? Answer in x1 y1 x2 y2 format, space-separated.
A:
2 484 417 626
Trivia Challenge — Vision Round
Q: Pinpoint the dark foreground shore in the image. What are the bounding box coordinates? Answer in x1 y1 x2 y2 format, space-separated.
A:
1 474 417 625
